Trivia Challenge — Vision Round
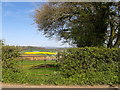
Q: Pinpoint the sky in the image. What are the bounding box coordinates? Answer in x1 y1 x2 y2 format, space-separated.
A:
1 1 119 47
2 2 70 47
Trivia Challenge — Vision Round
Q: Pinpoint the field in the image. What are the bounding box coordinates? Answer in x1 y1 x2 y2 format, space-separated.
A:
21 54 56 60
17 60 58 75
21 49 57 60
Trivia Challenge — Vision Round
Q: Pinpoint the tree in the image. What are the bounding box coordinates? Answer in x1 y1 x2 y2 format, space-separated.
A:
106 2 120 48
0 40 4 62
34 2 120 48
0 39 4 45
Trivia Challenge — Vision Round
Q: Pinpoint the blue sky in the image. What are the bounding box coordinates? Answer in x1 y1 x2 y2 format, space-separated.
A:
2 2 70 47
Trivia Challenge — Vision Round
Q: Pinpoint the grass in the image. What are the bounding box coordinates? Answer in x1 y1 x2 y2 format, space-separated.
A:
17 60 58 75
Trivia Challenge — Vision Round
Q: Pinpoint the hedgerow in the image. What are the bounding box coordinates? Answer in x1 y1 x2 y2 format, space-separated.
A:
57 47 120 85
1 46 120 85
2 46 29 83
2 46 20 70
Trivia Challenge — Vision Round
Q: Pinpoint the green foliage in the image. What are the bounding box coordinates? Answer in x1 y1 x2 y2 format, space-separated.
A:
0 40 4 46
2 68 28 83
57 47 120 85
34 2 120 48
2 46 20 70
0 40 2 81
2 45 119 85
2 46 29 83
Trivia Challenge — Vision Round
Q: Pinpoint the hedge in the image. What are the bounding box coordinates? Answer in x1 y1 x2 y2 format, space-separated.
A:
2 46 28 83
2 46 20 70
1 46 120 85
58 47 120 85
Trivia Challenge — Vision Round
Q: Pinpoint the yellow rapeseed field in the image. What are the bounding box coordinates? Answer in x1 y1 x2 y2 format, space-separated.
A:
24 52 57 55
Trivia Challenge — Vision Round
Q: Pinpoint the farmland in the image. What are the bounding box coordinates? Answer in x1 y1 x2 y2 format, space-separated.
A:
20 54 56 60
16 60 58 75
20 48 58 60
17 49 59 76
13 59 60 85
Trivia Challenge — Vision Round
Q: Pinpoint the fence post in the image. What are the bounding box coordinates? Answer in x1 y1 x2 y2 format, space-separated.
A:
44 56 47 69
33 56 34 66
57 52 59 61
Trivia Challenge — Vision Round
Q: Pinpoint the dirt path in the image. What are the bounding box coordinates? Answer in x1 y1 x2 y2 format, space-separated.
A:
1 83 119 88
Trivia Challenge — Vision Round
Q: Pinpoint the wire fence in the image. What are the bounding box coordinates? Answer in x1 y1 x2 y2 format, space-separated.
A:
19 54 59 76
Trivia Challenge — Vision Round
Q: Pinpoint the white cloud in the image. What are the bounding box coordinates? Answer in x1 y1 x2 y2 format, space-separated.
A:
27 9 35 13
28 9 35 12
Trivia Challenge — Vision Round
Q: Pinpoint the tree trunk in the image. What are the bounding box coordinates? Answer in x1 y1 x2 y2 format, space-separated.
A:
107 20 114 48
113 28 120 48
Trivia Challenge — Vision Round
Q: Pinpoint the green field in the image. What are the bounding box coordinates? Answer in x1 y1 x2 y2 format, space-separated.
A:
17 60 59 76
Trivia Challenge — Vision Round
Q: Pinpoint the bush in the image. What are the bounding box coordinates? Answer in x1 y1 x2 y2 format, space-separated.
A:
58 47 120 85
2 68 29 83
2 46 29 83
2 46 20 70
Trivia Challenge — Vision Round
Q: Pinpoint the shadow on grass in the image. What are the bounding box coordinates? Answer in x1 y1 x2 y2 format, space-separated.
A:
30 64 59 69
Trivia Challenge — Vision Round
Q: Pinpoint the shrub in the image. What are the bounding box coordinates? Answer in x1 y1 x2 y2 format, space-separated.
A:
2 46 20 70
2 68 29 83
2 45 29 83
58 47 120 85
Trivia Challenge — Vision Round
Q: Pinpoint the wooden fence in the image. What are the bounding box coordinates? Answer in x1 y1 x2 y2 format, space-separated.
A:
20 54 56 60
